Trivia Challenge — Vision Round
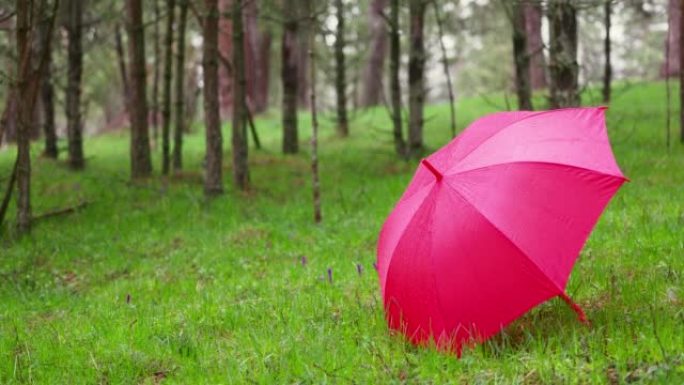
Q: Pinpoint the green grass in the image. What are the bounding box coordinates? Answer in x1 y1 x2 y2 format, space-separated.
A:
1 82 683 384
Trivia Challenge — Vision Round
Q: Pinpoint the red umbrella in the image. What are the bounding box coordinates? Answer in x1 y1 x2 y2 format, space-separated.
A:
377 107 627 354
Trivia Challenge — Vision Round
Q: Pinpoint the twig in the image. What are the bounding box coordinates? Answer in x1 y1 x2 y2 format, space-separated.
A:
33 201 90 221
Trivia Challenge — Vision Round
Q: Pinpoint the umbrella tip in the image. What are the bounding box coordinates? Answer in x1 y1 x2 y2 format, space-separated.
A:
421 159 443 181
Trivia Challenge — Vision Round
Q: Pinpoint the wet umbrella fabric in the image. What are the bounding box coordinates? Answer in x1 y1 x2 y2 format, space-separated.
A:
376 107 626 353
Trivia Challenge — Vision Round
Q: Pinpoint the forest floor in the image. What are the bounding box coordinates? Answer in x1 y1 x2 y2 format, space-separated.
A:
1 82 683 384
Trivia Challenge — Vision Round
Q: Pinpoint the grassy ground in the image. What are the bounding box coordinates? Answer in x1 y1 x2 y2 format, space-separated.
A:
1 82 683 384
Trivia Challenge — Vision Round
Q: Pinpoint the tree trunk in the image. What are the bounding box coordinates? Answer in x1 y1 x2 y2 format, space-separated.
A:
254 29 272 113
161 0 175 175
281 2 299 154
203 0 224 195
407 0 426 158
40 6 57 159
548 0 579 109
360 0 388 107
218 0 233 117
602 0 612 103
126 0 153 178
389 0 405 158
663 0 681 77
66 0 84 169
334 0 349 137
232 0 249 189
15 0 31 233
524 2 546 90
309 8 321 224
115 23 129 105
680 0 684 143
296 1 310 109
511 2 533 110
433 0 457 136
12 0 57 232
173 0 188 171
41 60 57 158
152 0 161 147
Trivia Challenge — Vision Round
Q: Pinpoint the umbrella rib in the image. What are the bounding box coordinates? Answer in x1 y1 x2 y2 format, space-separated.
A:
447 160 627 181
442 178 582 314
447 107 607 175
380 183 438 298
446 109 555 172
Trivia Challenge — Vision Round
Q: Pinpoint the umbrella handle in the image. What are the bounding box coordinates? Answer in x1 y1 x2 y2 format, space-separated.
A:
559 291 590 326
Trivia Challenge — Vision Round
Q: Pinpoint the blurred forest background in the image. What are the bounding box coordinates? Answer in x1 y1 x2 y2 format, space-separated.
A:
0 0 683 383
0 0 680 233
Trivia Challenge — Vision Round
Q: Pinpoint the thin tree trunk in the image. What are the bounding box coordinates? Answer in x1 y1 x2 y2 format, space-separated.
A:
510 1 533 110
548 0 579 109
360 0 388 107
41 60 57 158
40 5 57 159
602 0 612 103
296 0 310 108
666 1 672 148
389 0 405 158
15 0 31 232
152 0 161 148
282 2 299 154
408 0 426 158
524 2 546 89
680 0 684 143
255 29 272 113
309 7 321 224
126 0 153 178
203 0 224 195
232 0 249 189
161 0 176 175
663 0 681 77
173 0 188 171
12 0 58 232
432 0 457 134
115 23 129 108
334 0 349 137
66 0 84 169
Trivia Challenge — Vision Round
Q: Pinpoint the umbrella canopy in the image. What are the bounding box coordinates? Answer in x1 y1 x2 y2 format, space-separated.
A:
377 107 627 354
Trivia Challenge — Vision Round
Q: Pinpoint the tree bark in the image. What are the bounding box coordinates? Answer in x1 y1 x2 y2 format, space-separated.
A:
389 0 405 158
232 0 249 189
254 29 272 113
524 2 546 90
663 0 681 77
511 1 533 110
360 0 388 107
15 0 31 232
161 0 176 175
408 0 426 158
308 8 321 223
432 0 457 136
334 0 349 137
602 0 612 103
66 0 84 169
680 0 684 143
548 0 579 109
296 1 310 109
281 2 299 154
40 5 57 159
12 0 58 232
203 0 224 195
126 0 153 178
152 0 161 147
173 0 188 171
